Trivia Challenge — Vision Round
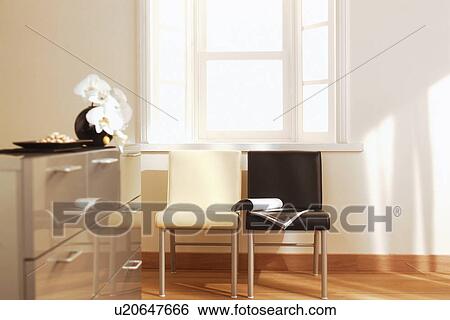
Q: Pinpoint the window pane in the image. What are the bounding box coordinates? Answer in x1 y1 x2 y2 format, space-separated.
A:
206 0 282 52
302 84 328 132
159 30 186 82
302 26 328 81
149 0 187 142
302 0 328 26
159 0 185 29
150 84 186 142
206 60 283 131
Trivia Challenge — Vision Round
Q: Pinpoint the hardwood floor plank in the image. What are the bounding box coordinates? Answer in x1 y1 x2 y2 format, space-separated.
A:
141 270 450 300
142 252 450 273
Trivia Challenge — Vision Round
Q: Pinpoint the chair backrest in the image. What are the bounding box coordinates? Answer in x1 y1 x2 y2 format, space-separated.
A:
168 150 242 209
248 151 322 211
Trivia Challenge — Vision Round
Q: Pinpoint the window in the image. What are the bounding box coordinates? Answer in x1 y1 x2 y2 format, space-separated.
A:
146 0 339 144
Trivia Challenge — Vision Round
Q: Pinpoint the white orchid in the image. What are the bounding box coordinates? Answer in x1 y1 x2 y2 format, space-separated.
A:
112 87 127 104
74 74 113 106
86 106 124 136
114 130 129 153
101 93 121 110
111 88 133 125
74 74 133 150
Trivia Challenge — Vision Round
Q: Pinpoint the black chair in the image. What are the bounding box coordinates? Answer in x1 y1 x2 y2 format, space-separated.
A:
246 151 330 299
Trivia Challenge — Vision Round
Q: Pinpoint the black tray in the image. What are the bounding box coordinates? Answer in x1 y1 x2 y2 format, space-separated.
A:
13 140 93 150
0 145 115 156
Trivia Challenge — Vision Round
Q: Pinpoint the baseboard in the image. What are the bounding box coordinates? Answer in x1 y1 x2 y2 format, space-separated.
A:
142 252 450 273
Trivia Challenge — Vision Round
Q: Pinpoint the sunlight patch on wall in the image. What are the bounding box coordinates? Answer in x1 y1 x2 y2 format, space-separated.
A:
364 115 395 253
411 150 426 252
427 75 450 254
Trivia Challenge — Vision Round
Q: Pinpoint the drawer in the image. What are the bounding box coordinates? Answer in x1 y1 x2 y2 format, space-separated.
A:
89 211 142 292
88 150 120 202
120 152 141 204
24 154 88 258
25 230 95 299
25 218 141 299
94 211 142 275
94 249 141 300
45 154 87 207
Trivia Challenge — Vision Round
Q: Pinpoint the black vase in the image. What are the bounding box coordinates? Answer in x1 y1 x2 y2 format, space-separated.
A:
74 106 113 147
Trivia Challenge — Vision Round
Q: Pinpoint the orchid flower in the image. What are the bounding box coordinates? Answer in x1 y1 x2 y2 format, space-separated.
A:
114 130 129 153
74 74 113 106
86 106 124 136
111 88 133 125
75 74 133 151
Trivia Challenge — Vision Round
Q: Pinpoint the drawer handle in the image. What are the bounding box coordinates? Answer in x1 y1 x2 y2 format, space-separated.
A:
122 152 141 158
122 259 142 270
91 158 119 165
48 250 83 263
47 165 83 173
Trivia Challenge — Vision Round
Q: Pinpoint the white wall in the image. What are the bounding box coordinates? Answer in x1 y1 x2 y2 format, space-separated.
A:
0 0 138 148
141 0 450 255
324 0 450 254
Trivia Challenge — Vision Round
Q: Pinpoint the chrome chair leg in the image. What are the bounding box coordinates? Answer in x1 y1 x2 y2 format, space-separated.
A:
159 229 166 297
170 229 176 273
321 230 328 299
247 230 254 299
236 231 240 282
313 230 320 275
231 230 238 299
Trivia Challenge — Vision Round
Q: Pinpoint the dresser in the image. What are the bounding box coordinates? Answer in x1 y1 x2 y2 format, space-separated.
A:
0 148 142 299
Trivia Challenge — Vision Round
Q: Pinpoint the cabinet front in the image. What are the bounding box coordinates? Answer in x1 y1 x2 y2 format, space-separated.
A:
25 230 95 299
24 154 88 258
88 150 120 202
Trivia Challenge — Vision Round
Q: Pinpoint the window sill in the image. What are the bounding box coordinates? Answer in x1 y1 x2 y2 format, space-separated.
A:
127 142 363 153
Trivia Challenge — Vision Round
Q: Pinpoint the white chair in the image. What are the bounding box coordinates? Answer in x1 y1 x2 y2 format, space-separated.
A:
155 150 241 298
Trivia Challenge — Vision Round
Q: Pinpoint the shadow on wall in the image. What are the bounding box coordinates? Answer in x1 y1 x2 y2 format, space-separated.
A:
342 0 450 257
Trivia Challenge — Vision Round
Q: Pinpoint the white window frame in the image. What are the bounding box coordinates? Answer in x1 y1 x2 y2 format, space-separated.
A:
297 0 336 143
139 0 348 145
196 0 295 142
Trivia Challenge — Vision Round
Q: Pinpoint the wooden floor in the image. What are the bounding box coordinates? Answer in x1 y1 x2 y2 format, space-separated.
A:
142 269 450 300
